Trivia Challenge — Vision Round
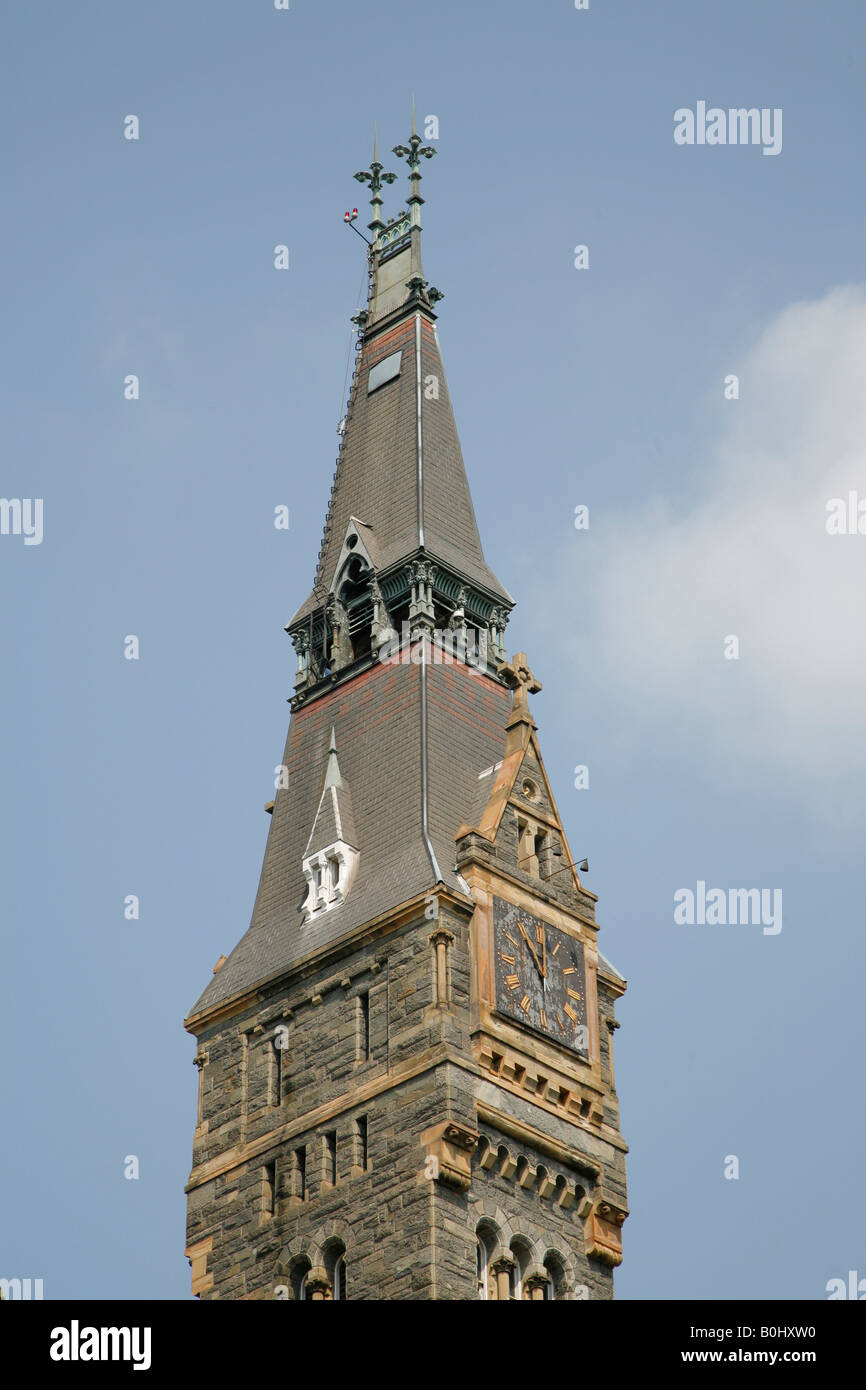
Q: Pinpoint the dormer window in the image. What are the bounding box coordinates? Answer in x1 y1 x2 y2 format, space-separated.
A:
300 727 359 921
302 844 358 918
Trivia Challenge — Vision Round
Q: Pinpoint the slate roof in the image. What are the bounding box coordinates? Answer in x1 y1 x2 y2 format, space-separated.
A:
186 208 589 1024
289 258 510 628
304 729 357 855
189 660 513 1017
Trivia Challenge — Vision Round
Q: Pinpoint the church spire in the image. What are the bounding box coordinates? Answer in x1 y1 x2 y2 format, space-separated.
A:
184 138 628 1304
287 132 512 702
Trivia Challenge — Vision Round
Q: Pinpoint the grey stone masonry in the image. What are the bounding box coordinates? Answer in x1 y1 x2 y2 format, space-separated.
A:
186 889 625 1299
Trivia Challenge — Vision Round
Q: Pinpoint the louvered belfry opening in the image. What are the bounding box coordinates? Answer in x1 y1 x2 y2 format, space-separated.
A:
338 554 373 663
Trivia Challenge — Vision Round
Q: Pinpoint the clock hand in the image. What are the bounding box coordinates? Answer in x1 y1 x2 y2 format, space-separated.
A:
518 920 544 977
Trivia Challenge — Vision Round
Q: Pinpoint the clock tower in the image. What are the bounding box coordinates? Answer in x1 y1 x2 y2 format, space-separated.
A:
183 127 628 1301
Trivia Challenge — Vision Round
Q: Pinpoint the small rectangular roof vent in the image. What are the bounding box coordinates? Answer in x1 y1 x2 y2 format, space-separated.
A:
367 350 402 394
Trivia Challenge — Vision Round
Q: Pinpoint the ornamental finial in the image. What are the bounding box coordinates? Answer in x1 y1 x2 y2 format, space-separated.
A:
393 115 436 227
354 126 398 234
497 652 542 719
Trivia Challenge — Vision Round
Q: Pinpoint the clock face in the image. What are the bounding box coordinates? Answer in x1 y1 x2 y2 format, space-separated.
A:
492 897 589 1056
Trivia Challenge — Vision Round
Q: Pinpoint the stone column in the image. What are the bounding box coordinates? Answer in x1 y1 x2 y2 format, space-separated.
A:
306 1269 331 1302
429 927 454 1006
491 1254 515 1301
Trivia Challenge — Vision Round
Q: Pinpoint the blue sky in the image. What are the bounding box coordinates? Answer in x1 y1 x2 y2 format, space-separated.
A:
2 0 864 1299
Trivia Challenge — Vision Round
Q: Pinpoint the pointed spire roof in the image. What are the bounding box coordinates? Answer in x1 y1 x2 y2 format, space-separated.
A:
289 132 511 630
304 726 357 855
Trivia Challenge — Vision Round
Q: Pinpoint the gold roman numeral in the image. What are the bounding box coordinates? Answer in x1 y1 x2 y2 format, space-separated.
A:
535 924 545 942
564 1003 578 1022
505 932 519 947
519 994 530 1013
505 973 520 989
562 966 576 975
540 1009 548 1029
567 987 581 1001
500 953 516 965
551 943 561 957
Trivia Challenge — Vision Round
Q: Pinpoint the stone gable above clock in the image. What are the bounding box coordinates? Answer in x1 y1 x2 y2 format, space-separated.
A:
455 652 598 929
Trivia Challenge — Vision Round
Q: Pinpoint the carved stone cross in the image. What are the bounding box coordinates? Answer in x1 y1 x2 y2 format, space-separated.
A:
497 651 542 716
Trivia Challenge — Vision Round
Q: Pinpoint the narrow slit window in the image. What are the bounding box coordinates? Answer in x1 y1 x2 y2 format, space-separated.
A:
358 991 370 1061
355 1115 368 1172
324 1130 337 1186
263 1161 276 1217
271 1038 282 1108
293 1146 306 1201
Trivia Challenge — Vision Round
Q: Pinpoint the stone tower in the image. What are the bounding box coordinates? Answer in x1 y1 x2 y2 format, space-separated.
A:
183 128 628 1301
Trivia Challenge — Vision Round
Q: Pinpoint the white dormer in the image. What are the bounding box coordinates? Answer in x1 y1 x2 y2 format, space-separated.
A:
302 841 359 917
301 727 359 920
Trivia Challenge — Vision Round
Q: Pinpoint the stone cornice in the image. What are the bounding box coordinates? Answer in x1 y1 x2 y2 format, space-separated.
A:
184 885 475 1035
476 1101 605 1177
185 1043 625 1194
459 858 600 935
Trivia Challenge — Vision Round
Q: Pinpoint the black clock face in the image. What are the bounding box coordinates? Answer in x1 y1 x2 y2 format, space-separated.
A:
492 897 589 1056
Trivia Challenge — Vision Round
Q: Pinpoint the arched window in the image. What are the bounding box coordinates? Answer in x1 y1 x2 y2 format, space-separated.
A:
476 1229 496 1300
337 554 374 662
290 1257 311 1302
510 1238 532 1301
323 1240 347 1301
543 1253 567 1302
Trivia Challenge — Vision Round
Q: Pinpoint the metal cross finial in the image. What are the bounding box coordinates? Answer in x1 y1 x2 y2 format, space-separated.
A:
354 132 398 233
497 652 542 716
393 121 436 229
392 130 437 179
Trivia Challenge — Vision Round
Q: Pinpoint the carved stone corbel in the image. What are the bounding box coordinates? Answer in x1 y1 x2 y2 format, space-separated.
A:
584 1198 628 1266
421 1120 477 1191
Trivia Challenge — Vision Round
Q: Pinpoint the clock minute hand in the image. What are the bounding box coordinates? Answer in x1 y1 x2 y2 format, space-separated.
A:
518 920 544 977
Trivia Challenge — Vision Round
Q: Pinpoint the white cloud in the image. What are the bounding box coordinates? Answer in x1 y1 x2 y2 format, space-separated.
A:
564 286 866 833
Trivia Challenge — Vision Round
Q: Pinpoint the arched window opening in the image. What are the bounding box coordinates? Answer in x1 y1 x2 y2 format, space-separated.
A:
337 555 373 662
543 1253 568 1302
290 1257 311 1303
323 1240 348 1302
510 1238 532 1301
475 1226 497 1301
